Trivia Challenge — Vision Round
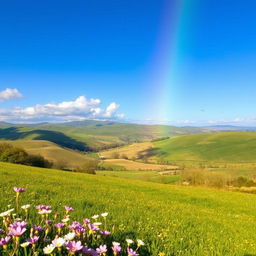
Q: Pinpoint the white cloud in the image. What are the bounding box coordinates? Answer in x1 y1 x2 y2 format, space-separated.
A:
0 95 124 122
0 88 23 102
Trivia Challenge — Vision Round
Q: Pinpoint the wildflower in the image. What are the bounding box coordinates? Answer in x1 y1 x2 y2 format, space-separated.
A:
64 232 76 241
91 215 99 219
88 224 99 233
64 206 74 213
46 220 53 225
52 237 65 248
93 222 102 226
33 225 43 232
13 187 25 193
126 239 134 246
27 235 39 244
82 247 98 256
68 221 85 234
137 239 145 247
0 228 4 234
21 204 31 210
83 218 90 224
96 244 107 255
38 209 52 215
158 253 166 256
112 242 122 255
55 223 65 229
127 248 139 256
100 230 111 236
9 221 27 237
0 236 11 246
101 212 108 217
66 240 83 253
43 244 55 254
0 209 14 217
20 241 30 248
62 217 70 223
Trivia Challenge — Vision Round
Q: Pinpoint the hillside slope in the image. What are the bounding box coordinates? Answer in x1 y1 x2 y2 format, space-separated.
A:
0 162 256 255
152 131 256 162
1 140 93 168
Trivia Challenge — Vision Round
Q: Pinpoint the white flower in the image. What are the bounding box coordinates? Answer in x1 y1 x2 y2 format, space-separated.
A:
137 239 145 246
43 244 55 254
52 237 65 248
38 209 52 215
61 218 70 223
101 212 108 217
92 215 99 219
64 232 76 241
0 208 14 217
21 204 31 210
112 241 120 247
126 239 134 245
20 242 30 248
93 222 102 226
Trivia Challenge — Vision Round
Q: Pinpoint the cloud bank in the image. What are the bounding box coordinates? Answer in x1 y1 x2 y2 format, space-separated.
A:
0 88 23 102
0 95 124 122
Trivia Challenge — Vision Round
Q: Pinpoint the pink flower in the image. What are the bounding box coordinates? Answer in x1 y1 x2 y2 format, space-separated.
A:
88 224 99 232
33 225 43 232
68 221 85 234
100 230 111 236
27 235 39 244
127 248 139 256
13 187 25 193
36 205 51 211
55 223 65 229
112 243 122 254
64 206 74 213
9 221 27 237
83 218 90 225
96 245 107 255
0 236 11 246
82 247 98 256
66 241 83 253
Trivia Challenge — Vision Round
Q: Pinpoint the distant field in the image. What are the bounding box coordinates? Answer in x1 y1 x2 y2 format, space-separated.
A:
1 162 256 255
97 170 181 184
0 140 92 168
102 159 178 170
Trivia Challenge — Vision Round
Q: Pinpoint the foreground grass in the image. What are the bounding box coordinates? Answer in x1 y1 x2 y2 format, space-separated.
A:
1 162 256 255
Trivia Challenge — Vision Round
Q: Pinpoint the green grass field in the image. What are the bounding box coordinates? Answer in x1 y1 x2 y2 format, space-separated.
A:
152 131 256 163
1 162 256 255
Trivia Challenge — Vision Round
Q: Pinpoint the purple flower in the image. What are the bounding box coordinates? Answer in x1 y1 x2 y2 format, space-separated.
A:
55 223 65 229
66 240 83 253
13 187 25 193
45 220 53 225
83 218 90 225
33 225 43 232
127 248 139 256
112 243 122 255
82 247 98 256
9 221 27 237
27 235 39 244
100 230 111 236
0 236 11 246
64 206 74 213
0 229 4 235
96 245 107 255
68 221 85 234
88 224 99 233
36 205 52 211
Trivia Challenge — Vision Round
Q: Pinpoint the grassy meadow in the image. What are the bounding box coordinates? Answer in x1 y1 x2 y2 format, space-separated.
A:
1 162 256 255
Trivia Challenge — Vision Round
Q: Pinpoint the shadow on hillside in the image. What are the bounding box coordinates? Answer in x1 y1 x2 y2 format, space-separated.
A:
244 254 256 256
0 127 90 151
137 147 160 159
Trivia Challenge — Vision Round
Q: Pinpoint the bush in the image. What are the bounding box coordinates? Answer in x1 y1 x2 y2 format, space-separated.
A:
75 159 100 174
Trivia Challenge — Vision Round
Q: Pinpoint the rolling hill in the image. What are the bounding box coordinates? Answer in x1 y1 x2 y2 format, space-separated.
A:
0 121 209 151
1 162 256 255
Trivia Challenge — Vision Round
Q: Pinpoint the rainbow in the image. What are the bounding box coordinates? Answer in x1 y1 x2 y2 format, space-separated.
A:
146 0 195 123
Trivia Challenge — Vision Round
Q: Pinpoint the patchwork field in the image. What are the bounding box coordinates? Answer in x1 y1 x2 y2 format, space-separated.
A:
1 162 256 255
102 159 178 171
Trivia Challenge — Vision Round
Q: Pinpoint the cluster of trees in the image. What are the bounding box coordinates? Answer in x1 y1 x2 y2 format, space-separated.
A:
0 143 52 168
181 168 256 189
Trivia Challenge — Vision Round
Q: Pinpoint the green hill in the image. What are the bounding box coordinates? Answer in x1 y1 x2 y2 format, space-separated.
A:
1 162 256 255
0 121 209 151
151 131 256 162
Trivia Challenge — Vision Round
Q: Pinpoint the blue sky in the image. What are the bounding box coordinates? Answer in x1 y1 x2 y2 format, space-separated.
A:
0 0 256 125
